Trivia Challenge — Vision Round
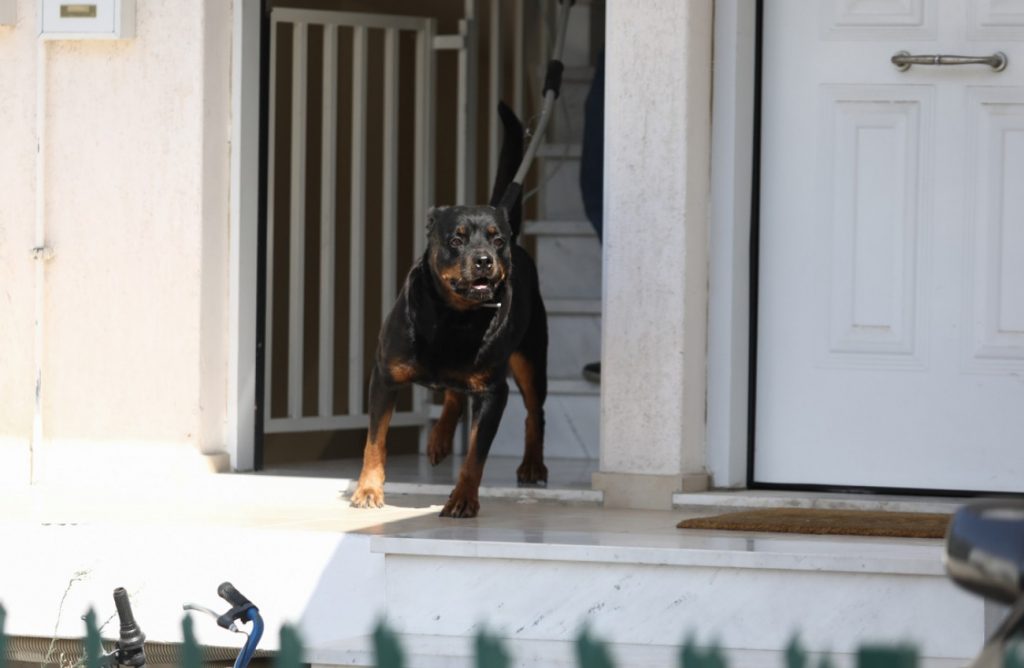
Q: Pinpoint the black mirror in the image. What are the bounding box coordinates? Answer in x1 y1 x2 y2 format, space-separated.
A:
945 500 1024 605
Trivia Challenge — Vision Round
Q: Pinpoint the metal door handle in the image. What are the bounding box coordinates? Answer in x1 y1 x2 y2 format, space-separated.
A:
891 51 1007 72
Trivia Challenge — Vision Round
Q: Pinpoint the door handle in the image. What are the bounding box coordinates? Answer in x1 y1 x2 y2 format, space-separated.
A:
891 51 1007 72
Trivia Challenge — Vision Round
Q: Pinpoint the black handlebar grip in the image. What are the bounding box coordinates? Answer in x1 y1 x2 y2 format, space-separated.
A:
542 60 565 100
113 588 137 627
217 582 253 609
112 588 147 666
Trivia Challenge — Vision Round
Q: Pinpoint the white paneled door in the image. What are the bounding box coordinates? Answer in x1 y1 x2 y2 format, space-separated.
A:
756 0 1024 492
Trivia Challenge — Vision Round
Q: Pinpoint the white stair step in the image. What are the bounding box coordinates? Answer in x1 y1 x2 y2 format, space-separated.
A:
538 378 600 396
366 529 984 663
537 157 587 224
537 143 582 159
536 233 602 301
522 220 596 237
546 298 601 316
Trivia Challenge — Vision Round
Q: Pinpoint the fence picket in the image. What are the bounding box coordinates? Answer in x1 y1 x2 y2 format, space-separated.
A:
0 603 7 668
576 627 615 668
681 637 727 668
857 646 917 668
786 636 807 668
373 622 405 668
276 624 304 668
83 609 103 668
475 630 510 668
179 614 202 668
1007 642 1024 668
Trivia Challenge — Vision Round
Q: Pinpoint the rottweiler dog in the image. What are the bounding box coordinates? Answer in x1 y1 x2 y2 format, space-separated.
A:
349 103 547 518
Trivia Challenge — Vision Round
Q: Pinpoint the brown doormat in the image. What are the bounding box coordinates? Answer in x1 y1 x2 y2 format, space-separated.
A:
677 508 951 539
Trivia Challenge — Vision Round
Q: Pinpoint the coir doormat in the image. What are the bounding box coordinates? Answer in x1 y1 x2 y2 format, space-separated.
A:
677 508 951 539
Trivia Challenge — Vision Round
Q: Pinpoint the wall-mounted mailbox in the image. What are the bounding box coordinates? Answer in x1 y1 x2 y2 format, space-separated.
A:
0 0 15 27
39 0 135 39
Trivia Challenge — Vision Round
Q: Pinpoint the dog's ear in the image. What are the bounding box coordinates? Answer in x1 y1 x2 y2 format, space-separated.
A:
426 206 449 234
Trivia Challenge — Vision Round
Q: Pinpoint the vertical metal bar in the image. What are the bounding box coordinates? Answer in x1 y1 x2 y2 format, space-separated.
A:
456 2 478 204
414 24 434 276
264 17 279 423
287 21 308 419
348 26 367 415
488 0 502 188
381 28 399 315
318 26 338 418
414 21 436 430
513 0 524 119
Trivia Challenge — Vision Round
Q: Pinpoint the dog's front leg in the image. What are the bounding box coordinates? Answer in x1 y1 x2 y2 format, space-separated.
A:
427 389 466 465
440 381 509 518
351 365 398 509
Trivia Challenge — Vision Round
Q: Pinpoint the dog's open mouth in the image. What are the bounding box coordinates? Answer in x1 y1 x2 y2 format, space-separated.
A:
453 276 499 302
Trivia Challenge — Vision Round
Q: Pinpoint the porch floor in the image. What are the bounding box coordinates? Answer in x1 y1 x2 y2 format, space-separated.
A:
0 468 982 667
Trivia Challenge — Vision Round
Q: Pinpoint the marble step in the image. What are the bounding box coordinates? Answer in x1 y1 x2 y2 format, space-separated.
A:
534 232 602 301
536 144 587 221
488 386 599 460
357 528 985 665
522 219 597 237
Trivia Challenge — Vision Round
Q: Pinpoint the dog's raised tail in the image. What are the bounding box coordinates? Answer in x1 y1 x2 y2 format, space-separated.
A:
489 101 524 238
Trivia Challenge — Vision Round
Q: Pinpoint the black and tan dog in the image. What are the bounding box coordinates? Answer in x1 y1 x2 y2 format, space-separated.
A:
349 103 547 518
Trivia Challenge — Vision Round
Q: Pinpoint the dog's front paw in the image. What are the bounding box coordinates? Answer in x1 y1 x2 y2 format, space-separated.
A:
426 431 453 466
439 486 480 518
516 458 548 487
350 484 385 509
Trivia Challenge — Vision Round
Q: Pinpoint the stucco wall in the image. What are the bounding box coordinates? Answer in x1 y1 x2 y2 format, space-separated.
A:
0 0 233 482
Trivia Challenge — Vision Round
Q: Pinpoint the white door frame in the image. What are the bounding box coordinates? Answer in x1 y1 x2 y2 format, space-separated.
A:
706 0 758 488
228 0 763 479
227 0 262 471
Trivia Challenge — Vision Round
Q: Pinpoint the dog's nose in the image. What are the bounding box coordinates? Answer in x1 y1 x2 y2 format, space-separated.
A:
474 254 494 271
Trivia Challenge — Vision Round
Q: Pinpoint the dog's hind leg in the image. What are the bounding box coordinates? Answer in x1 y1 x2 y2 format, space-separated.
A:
351 366 398 509
509 350 548 486
440 381 509 518
427 390 465 465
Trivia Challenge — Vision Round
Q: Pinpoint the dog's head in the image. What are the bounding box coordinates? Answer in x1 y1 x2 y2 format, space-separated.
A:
426 205 513 309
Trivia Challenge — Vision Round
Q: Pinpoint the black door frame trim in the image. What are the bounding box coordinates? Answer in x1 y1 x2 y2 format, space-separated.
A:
253 0 272 470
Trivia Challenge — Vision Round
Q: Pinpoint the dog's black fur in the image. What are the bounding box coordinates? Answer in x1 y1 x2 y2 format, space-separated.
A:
350 103 548 518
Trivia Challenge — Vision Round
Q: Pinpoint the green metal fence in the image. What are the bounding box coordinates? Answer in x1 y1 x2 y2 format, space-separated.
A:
1 601 1022 668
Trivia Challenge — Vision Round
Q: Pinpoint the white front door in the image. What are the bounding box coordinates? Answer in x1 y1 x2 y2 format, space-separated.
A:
755 0 1024 493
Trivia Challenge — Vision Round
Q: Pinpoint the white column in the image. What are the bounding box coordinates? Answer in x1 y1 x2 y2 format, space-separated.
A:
593 0 713 509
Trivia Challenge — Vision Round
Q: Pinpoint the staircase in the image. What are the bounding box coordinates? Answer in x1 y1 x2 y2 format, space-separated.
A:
490 3 602 463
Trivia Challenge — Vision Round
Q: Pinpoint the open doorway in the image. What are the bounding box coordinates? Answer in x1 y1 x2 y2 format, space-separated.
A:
257 0 605 494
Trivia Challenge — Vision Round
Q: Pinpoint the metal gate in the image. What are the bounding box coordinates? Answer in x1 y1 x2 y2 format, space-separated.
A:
264 8 438 437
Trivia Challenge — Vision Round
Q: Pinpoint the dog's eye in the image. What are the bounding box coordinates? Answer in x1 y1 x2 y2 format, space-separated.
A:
449 236 464 249
493 237 505 248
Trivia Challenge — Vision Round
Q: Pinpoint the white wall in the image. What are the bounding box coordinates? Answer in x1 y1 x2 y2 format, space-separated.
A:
0 0 234 482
